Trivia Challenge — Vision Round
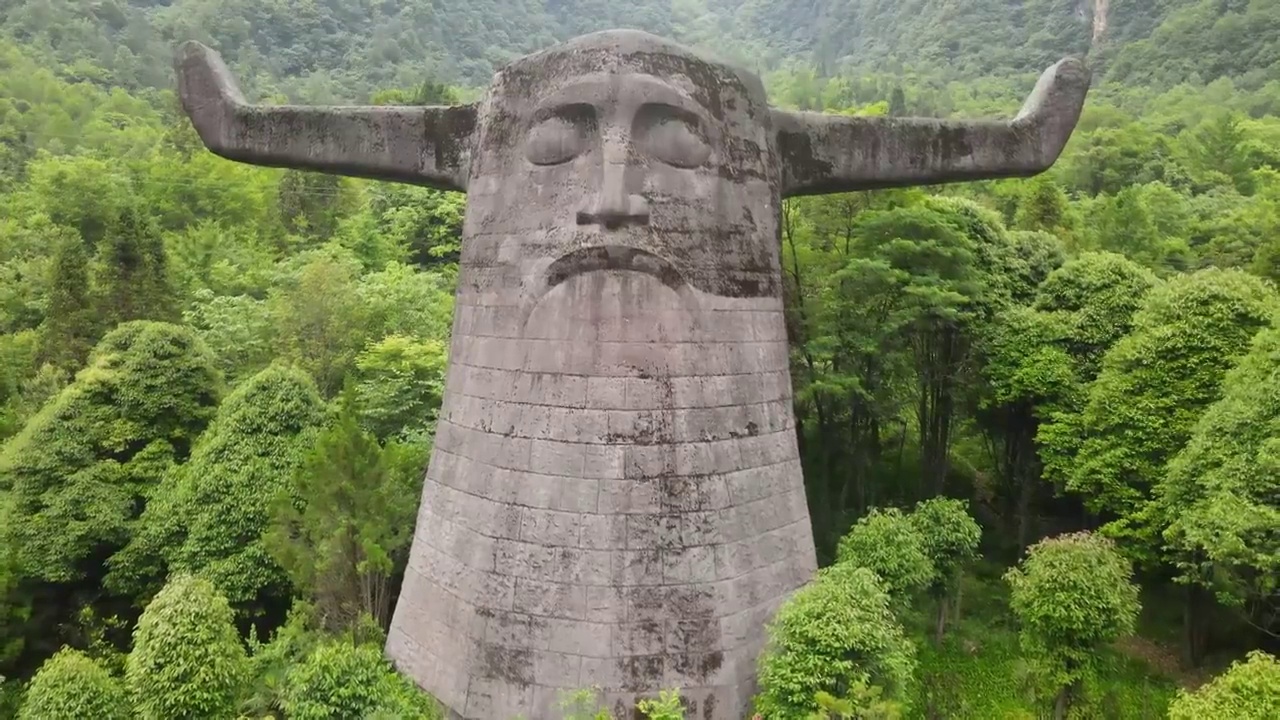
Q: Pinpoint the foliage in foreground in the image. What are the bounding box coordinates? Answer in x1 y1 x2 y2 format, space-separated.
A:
124 573 248 720
1005 532 1141 718
266 382 425 636
1168 650 1280 720
834 507 934 610
1157 324 1280 632
16 648 128 720
109 364 328 611
1052 268 1278 569
909 498 982 642
280 639 441 720
755 564 916 718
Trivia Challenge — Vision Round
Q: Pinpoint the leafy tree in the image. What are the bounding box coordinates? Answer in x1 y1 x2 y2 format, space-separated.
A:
1014 176 1073 238
2 321 221 582
1031 252 1160 383
20 154 133 250
1032 253 1160 502
17 647 130 720
1156 324 1280 638
239 600 323 718
266 382 422 634
370 79 463 106
1005 532 1141 720
1167 650 1280 720
1085 186 1190 272
835 507 934 611
849 204 990 497
808 685 902 720
110 365 327 615
269 250 369 397
1053 268 1277 568
755 564 917 719
1180 113 1260 195
363 185 466 267
0 331 43 440
280 639 440 720
0 499 28 669
276 170 358 244
354 334 447 442
973 305 1076 552
355 261 455 343
181 290 275 386
125 573 248 720
1 321 221 664
93 205 178 331
909 498 981 642
36 232 95 372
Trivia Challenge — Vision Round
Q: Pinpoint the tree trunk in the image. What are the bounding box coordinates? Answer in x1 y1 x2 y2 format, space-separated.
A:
1052 684 1070 720
1183 583 1208 667
1015 465 1035 554
934 596 948 645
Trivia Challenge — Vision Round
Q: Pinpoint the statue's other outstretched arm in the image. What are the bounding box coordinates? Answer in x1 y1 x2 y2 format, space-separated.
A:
773 58 1091 197
175 42 476 192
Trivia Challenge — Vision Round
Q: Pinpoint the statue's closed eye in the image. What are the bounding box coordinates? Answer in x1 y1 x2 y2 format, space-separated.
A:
526 105 595 166
634 104 711 169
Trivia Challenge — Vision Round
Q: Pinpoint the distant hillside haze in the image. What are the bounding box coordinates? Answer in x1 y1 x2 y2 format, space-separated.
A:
0 0 1276 100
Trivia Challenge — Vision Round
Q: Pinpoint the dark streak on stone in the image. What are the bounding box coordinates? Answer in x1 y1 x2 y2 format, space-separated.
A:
480 643 533 685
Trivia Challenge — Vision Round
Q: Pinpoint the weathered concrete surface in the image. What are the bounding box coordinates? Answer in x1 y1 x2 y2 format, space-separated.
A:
386 32 812 719
175 29 1090 720
773 57 1090 195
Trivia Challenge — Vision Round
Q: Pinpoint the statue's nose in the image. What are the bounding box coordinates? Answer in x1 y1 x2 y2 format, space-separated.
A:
577 135 650 229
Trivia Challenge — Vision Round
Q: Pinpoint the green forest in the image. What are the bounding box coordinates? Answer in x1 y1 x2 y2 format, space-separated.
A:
1 0 1279 718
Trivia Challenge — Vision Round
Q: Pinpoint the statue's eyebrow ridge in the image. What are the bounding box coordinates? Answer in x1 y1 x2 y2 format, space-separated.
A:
533 73 708 125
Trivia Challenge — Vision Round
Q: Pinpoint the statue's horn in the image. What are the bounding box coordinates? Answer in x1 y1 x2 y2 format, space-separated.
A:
175 41 477 192
773 57 1092 196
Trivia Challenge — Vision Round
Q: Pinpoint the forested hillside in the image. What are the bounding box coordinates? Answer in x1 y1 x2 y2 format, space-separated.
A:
3 0 1278 99
2 1 1280 718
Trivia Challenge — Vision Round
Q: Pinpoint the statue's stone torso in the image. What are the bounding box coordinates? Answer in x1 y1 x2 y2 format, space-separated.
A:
385 32 818 719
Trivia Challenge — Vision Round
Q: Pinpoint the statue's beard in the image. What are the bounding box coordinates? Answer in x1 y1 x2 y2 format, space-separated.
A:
521 248 703 340
544 245 686 294
496 224 781 336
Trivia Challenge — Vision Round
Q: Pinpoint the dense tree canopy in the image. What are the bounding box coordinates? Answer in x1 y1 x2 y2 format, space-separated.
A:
108 364 327 614
1157 324 1280 636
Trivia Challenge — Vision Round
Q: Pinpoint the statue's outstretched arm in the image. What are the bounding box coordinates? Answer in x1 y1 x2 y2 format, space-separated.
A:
175 42 477 192
773 58 1091 197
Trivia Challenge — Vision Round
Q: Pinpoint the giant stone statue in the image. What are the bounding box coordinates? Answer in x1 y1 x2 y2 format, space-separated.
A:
177 29 1089 720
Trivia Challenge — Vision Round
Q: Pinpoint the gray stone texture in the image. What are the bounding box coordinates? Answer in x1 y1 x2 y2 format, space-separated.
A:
176 29 1089 720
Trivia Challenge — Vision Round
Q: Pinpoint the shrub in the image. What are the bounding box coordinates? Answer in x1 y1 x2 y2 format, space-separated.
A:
835 507 934 610
909 498 981 641
281 640 440 719
125 573 248 719
1005 532 1140 719
755 564 917 718
1167 651 1280 720
17 648 130 720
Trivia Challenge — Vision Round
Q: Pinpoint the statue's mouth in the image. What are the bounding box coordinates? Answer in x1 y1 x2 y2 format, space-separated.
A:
543 245 685 293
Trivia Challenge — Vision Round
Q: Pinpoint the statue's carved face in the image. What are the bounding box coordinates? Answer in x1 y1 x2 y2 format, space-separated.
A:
461 34 783 309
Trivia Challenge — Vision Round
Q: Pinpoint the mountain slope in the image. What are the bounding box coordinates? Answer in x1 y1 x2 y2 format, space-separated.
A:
0 0 1275 101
